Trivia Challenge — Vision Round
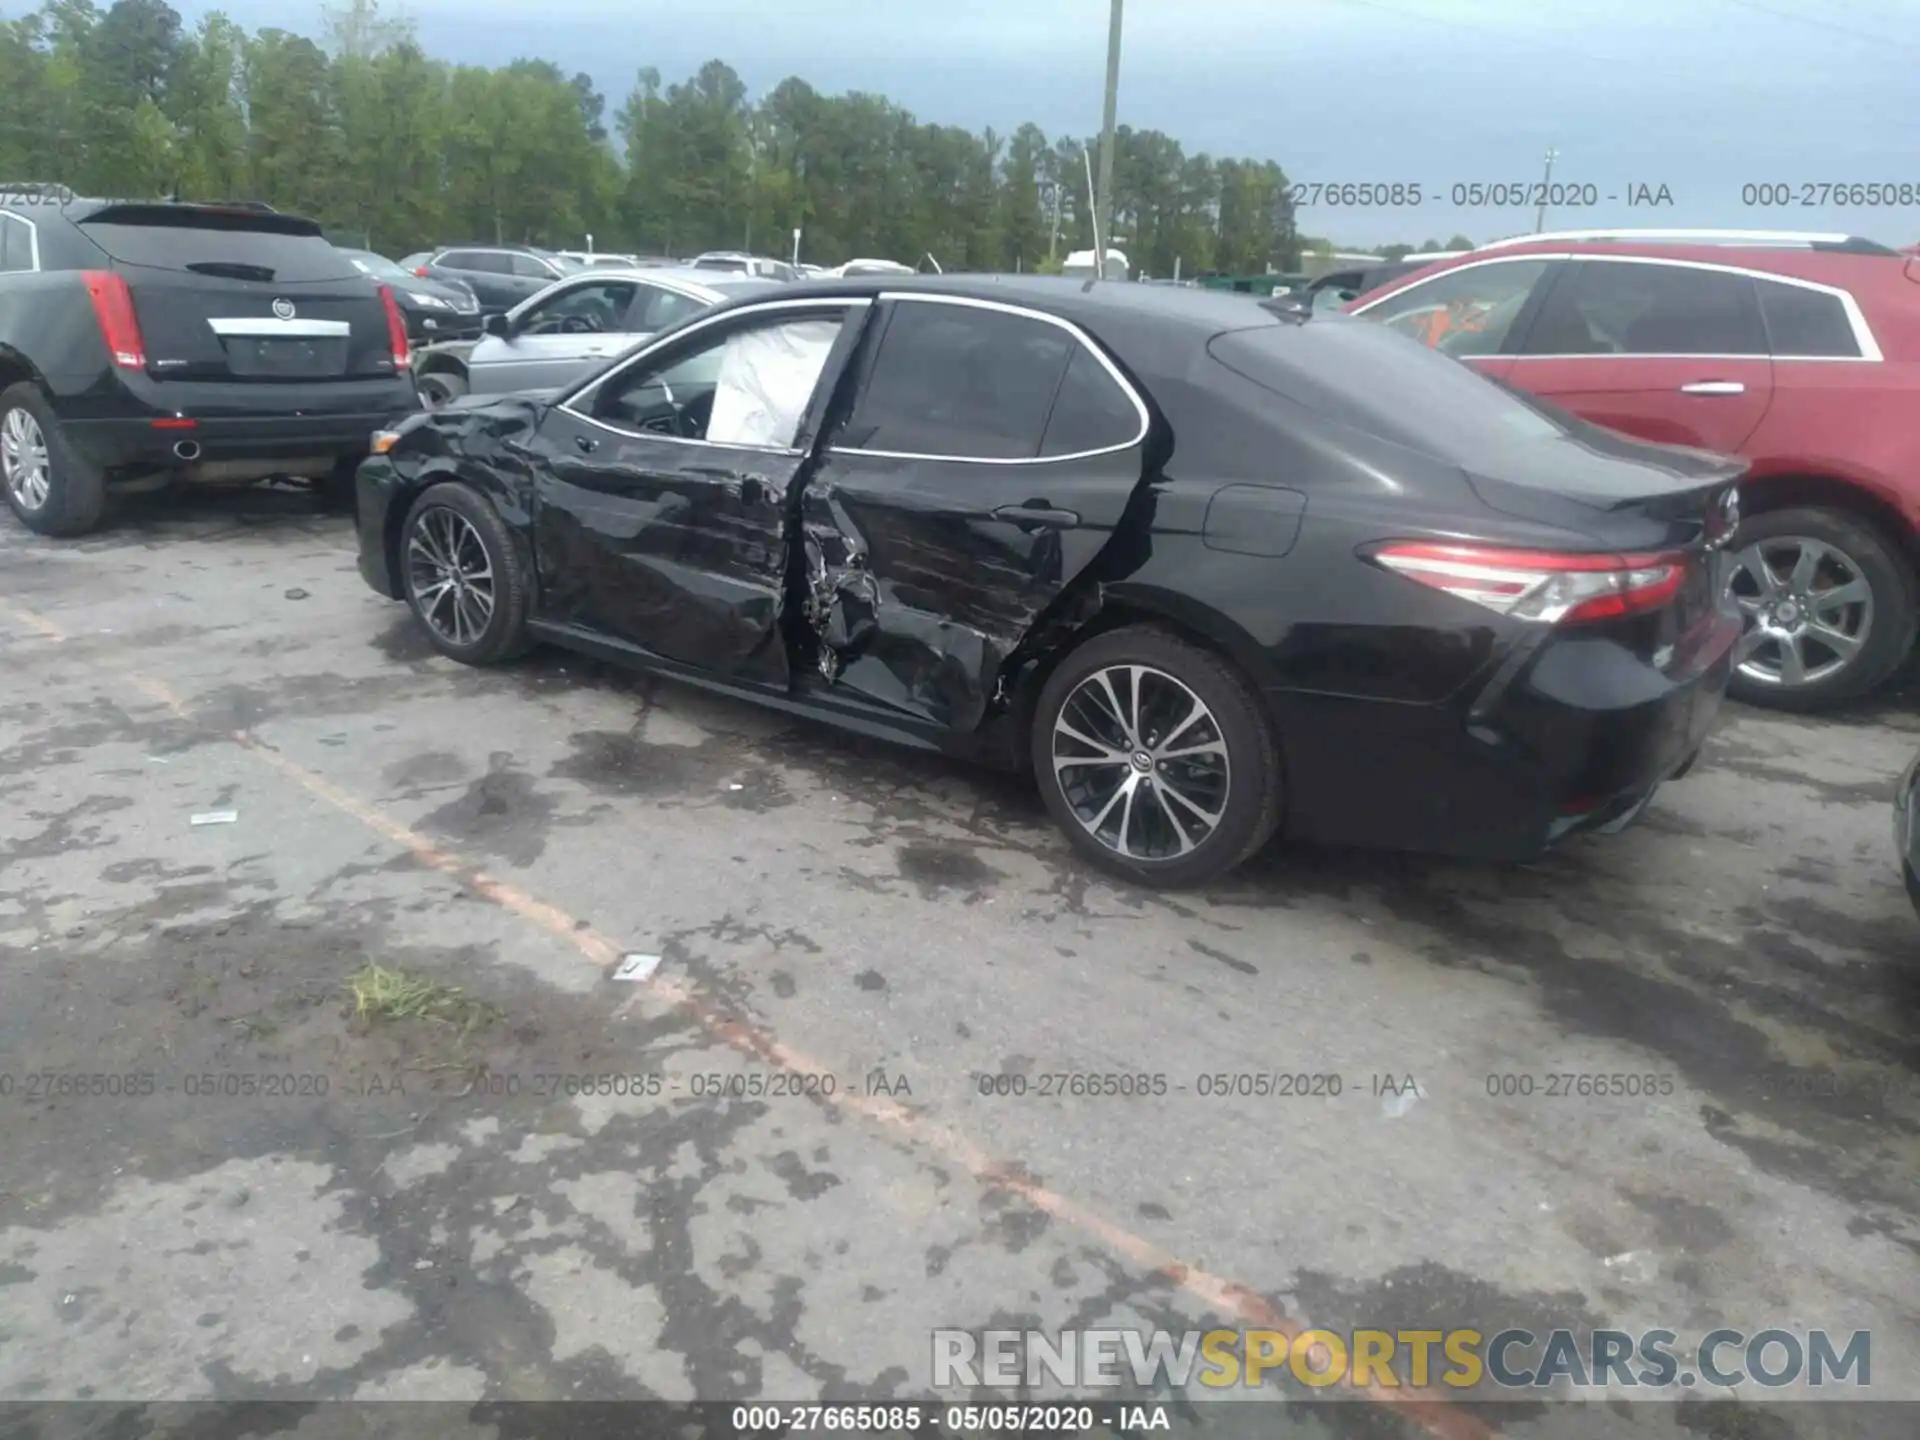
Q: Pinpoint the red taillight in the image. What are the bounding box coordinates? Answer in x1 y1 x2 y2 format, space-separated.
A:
1370 542 1687 625
413 266 430 278
378 284 410 367
81 271 145 369
149 416 196 430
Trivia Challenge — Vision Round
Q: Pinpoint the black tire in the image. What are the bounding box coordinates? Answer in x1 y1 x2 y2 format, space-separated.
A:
1725 505 1916 712
0 382 107 537
1031 624 1282 888
317 456 360 515
416 369 468 410
400 483 533 665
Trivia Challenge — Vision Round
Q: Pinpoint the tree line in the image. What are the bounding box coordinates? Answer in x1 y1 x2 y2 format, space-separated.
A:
0 0 1475 274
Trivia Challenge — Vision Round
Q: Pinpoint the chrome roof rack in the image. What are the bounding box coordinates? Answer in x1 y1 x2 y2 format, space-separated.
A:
1476 227 1878 251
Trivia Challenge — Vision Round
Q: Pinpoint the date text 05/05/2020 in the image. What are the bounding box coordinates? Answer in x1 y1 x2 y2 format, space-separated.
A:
1281 181 1675 208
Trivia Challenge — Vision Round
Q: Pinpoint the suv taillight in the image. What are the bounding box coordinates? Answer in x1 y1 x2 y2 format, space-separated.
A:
81 271 145 369
378 284 410 367
1370 542 1686 625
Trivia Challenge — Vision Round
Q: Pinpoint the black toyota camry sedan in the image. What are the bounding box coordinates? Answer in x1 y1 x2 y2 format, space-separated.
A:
355 275 1744 887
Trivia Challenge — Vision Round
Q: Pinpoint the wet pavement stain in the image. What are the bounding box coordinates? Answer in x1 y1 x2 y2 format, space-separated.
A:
853 970 886 993
418 753 588 869
894 842 1003 898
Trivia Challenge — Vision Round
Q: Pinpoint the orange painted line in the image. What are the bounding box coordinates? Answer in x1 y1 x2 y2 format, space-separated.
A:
3 598 1496 1440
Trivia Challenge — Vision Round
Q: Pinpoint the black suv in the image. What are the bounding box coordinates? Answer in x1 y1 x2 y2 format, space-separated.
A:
0 185 418 536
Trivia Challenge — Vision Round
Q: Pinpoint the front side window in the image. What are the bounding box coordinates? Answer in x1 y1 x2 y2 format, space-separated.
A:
518 280 640 335
1521 260 1766 356
1757 279 1861 358
840 301 1076 459
1359 258 1550 358
510 252 558 279
591 311 845 448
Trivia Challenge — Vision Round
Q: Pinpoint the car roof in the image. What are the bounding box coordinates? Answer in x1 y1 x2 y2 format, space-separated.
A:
697 273 1294 375
1389 237 1913 292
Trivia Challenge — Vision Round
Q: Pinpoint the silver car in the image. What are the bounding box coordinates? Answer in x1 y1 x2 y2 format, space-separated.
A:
451 268 776 399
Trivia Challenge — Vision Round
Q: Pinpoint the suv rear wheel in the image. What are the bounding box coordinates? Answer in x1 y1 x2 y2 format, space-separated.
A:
0 383 106 537
416 369 468 410
1726 506 1915 711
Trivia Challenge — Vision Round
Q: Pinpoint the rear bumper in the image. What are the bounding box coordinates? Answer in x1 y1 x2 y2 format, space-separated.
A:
62 375 420 471
1277 613 1741 862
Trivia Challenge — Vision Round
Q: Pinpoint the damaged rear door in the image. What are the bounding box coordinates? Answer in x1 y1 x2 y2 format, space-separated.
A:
528 298 868 687
798 294 1153 732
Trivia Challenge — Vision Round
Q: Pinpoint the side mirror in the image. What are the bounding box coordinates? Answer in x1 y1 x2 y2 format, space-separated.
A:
483 313 510 339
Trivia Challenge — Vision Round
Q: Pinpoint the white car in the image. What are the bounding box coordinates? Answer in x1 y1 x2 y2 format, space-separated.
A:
414 267 777 405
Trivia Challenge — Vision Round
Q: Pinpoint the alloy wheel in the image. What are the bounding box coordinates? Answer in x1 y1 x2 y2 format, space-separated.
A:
1727 535 1873 689
405 506 496 647
1051 664 1231 861
2 407 50 511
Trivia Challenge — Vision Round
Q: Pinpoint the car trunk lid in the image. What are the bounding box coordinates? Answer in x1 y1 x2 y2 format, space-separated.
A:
78 204 399 384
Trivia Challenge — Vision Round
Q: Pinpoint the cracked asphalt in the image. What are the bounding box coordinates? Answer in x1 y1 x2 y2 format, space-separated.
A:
0 489 1914 1439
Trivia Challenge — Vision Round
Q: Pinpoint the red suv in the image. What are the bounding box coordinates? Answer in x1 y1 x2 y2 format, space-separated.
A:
1348 229 1920 710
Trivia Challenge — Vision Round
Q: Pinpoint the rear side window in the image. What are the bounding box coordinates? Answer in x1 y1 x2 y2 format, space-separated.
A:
444 251 504 273
1522 260 1766 356
1757 279 1861 358
510 253 556 279
78 219 357 281
1211 318 1573 467
841 301 1073 460
638 288 705 330
0 214 31 272
1040 345 1141 456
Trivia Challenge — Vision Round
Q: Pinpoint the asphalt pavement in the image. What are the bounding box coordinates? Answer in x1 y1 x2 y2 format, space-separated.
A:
0 488 1914 1440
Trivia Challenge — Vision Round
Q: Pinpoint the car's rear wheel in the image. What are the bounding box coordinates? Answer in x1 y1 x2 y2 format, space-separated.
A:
1032 625 1282 888
416 369 467 410
1725 506 1915 711
0 383 106 537
401 483 531 665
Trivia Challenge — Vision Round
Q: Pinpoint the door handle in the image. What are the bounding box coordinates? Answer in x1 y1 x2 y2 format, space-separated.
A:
991 503 1079 528
574 434 597 454
1680 381 1746 395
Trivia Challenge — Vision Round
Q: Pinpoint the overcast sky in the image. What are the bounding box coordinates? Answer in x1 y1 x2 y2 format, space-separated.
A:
189 0 1919 248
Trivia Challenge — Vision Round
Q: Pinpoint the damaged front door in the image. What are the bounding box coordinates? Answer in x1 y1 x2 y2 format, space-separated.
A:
799 294 1152 733
531 300 863 687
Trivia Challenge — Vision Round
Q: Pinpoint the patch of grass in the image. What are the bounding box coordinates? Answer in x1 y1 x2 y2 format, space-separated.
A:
347 963 498 1037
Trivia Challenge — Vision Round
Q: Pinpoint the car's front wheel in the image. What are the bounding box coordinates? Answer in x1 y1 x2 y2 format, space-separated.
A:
1032 625 1282 887
1725 506 1915 711
401 483 532 665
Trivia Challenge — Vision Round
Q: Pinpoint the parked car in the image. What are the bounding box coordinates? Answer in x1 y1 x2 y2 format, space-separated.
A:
1305 253 1467 312
339 248 481 343
1347 228 1920 711
688 251 798 282
0 184 415 537
409 267 776 407
1898 751 1920 915
356 276 1741 887
831 258 916 278
410 246 581 316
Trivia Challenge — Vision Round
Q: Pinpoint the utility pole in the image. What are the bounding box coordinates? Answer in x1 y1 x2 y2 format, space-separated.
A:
1094 0 1124 273
1047 182 1062 262
1535 147 1558 233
